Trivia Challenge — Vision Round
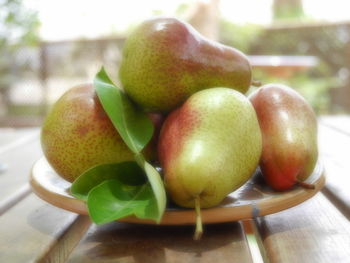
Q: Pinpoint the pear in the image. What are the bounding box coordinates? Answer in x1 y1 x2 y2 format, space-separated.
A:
249 84 318 191
119 17 252 113
41 84 160 182
158 87 261 207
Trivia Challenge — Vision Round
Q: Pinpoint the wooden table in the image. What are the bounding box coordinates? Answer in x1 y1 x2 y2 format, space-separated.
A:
1 116 350 263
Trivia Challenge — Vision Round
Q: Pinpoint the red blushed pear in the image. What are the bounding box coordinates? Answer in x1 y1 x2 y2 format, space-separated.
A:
41 84 160 182
249 84 318 191
119 17 252 113
158 88 262 239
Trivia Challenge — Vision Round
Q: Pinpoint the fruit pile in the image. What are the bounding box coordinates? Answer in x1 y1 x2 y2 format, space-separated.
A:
41 17 318 239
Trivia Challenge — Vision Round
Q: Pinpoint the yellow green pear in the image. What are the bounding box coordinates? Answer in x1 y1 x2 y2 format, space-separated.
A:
41 84 159 182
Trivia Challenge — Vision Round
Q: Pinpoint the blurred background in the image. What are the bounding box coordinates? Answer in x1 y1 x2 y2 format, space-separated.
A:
1 0 350 127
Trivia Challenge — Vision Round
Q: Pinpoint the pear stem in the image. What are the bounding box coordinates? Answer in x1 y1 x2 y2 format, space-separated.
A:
194 196 203 241
296 180 316 190
251 80 262 87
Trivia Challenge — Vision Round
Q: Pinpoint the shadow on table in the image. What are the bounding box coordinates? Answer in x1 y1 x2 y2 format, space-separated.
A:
77 221 247 263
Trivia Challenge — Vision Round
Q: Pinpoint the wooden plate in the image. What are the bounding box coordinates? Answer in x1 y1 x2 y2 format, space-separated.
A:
30 157 325 225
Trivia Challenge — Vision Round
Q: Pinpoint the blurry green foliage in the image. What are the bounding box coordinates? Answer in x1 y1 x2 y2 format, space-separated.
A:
175 3 190 16
219 18 350 114
0 0 39 97
8 104 43 116
0 0 39 45
250 25 350 113
273 0 305 21
252 68 340 114
219 19 263 53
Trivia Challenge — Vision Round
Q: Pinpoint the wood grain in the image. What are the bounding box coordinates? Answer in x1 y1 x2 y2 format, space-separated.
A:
241 220 268 263
319 120 350 167
0 130 41 203
320 115 350 136
318 123 350 217
0 194 88 263
256 193 350 263
67 221 253 263
0 184 31 215
0 128 38 150
36 215 91 263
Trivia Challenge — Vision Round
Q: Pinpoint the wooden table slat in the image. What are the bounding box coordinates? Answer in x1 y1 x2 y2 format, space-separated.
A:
0 131 42 204
319 123 350 167
256 193 350 263
67 222 254 263
37 215 91 263
0 184 31 216
319 116 350 136
0 128 39 152
321 159 350 219
318 123 350 217
0 194 89 263
241 219 268 263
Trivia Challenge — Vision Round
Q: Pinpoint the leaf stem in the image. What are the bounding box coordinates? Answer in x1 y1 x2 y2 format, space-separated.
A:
134 153 145 168
194 196 203 241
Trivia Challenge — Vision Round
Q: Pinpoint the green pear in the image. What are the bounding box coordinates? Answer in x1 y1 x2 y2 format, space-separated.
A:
158 88 262 208
41 84 160 182
119 17 252 113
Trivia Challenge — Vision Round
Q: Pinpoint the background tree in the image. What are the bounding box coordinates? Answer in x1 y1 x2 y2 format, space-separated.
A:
0 0 39 116
273 0 305 21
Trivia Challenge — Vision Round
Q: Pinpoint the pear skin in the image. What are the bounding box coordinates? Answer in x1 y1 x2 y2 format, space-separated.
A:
119 17 252 113
41 84 159 182
249 84 318 191
158 88 262 208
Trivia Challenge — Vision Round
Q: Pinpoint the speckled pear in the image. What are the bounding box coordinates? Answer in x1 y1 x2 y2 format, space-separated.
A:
41 84 160 182
249 84 318 191
119 17 252 113
158 88 262 208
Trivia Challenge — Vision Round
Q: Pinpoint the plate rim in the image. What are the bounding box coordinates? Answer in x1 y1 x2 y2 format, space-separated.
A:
29 157 325 225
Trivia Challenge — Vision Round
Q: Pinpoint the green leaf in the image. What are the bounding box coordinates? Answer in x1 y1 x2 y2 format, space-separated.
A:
87 179 158 224
71 162 146 201
81 67 167 225
135 154 166 223
94 67 154 153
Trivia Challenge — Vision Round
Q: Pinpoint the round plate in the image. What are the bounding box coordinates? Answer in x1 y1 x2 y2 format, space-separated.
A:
30 157 325 225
